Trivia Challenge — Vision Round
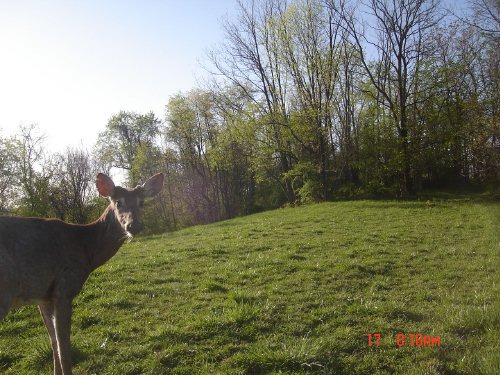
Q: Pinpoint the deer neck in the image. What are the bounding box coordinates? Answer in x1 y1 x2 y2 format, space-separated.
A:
88 204 129 271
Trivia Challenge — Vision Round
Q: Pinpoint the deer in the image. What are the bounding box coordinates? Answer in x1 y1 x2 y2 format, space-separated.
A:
0 172 164 375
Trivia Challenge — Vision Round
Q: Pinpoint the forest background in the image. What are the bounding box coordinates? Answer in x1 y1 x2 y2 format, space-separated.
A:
0 0 498 233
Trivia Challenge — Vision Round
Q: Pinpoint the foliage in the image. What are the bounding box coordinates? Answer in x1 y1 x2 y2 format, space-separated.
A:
0 135 20 212
95 111 162 180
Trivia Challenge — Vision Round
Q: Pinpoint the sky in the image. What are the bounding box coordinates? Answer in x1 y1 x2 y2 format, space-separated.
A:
0 0 237 152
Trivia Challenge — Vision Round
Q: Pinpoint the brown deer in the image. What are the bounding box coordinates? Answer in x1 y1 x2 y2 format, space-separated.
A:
0 172 164 375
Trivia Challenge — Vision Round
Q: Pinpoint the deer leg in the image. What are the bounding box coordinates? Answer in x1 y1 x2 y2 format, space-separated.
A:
0 303 9 320
39 302 63 375
0 272 15 320
53 299 73 375
0 293 12 320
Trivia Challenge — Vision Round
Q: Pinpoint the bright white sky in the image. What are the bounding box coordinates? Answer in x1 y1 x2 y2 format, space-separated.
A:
0 0 237 152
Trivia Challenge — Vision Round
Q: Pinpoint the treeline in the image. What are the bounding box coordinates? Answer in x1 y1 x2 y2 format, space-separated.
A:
0 0 498 232
0 124 102 222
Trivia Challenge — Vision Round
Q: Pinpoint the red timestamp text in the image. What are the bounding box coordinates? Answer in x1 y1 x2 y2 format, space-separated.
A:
366 333 441 347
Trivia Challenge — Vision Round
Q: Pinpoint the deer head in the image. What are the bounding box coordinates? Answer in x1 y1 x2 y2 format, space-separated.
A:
96 173 164 236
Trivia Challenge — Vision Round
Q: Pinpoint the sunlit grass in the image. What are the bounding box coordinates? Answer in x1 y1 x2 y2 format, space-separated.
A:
1 199 499 374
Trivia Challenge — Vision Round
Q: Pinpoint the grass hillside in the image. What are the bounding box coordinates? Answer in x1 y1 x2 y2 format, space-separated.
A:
1 200 499 374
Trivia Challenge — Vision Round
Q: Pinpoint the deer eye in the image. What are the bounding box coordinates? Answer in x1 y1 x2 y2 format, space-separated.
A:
115 199 124 208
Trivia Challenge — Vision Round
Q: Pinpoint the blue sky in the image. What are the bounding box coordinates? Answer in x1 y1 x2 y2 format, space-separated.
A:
0 0 237 151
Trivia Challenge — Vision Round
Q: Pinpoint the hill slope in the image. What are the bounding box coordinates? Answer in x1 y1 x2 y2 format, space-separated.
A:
1 200 499 374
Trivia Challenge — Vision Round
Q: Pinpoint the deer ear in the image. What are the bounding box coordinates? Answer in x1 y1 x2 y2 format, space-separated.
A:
142 173 164 197
96 173 115 197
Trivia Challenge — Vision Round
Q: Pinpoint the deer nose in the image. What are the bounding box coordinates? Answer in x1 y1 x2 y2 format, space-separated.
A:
126 221 142 234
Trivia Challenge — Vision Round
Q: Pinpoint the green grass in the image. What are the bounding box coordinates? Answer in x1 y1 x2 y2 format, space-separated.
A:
1 200 499 374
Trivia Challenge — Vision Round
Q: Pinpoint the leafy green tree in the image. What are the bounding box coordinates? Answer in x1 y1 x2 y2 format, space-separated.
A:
0 134 21 212
14 124 53 217
166 91 222 223
96 111 162 184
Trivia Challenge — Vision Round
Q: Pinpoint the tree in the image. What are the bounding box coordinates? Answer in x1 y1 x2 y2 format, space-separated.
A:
49 147 96 223
344 0 442 195
15 124 53 217
209 0 296 202
96 111 162 184
0 134 20 212
166 91 222 223
461 0 500 35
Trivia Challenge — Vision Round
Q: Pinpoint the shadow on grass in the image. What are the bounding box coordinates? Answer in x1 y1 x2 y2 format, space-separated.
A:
20 341 88 374
0 352 18 371
385 308 425 322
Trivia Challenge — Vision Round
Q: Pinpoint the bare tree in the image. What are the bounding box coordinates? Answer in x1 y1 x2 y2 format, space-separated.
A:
457 0 500 35
342 0 442 195
208 0 296 202
49 147 96 223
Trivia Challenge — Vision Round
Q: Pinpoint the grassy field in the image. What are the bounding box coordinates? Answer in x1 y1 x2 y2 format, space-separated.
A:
0 199 499 374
